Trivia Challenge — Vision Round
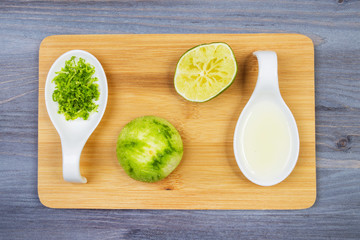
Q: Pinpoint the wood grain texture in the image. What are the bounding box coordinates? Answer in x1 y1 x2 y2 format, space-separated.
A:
38 34 315 209
0 0 359 239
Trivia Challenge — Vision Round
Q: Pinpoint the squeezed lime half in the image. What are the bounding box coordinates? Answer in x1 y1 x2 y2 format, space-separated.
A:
174 42 237 102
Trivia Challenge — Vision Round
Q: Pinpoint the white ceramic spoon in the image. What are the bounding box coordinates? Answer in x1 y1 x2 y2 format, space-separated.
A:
45 50 108 183
233 51 299 186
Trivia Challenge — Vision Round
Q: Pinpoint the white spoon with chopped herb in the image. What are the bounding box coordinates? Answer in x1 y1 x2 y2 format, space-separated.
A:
45 50 108 183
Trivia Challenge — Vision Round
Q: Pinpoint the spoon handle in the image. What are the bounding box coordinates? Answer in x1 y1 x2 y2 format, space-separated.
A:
253 51 280 95
61 139 87 183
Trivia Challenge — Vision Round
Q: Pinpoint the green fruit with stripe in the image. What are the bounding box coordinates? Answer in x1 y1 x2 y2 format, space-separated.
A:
116 116 183 182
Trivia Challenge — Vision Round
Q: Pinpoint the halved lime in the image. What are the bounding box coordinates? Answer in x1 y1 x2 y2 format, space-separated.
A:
174 42 237 102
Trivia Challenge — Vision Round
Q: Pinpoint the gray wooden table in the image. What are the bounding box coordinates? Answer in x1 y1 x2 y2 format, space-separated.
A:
1 1 359 239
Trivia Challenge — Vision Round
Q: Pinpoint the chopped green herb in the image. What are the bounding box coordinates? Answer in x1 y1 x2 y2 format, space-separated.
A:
52 56 100 120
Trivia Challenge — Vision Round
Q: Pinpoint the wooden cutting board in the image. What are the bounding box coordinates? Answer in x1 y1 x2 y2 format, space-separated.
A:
38 34 316 209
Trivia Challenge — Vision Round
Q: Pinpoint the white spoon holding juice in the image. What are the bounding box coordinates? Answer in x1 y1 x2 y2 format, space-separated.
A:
233 51 300 186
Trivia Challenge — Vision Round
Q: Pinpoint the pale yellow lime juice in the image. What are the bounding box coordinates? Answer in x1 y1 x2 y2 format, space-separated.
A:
238 100 292 179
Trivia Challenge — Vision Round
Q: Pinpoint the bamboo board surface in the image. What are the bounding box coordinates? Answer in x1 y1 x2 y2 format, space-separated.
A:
38 34 315 209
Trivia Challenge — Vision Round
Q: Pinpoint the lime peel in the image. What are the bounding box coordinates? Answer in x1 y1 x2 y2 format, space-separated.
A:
52 56 100 120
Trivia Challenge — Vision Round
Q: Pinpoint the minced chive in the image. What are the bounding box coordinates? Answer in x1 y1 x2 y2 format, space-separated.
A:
52 56 100 120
